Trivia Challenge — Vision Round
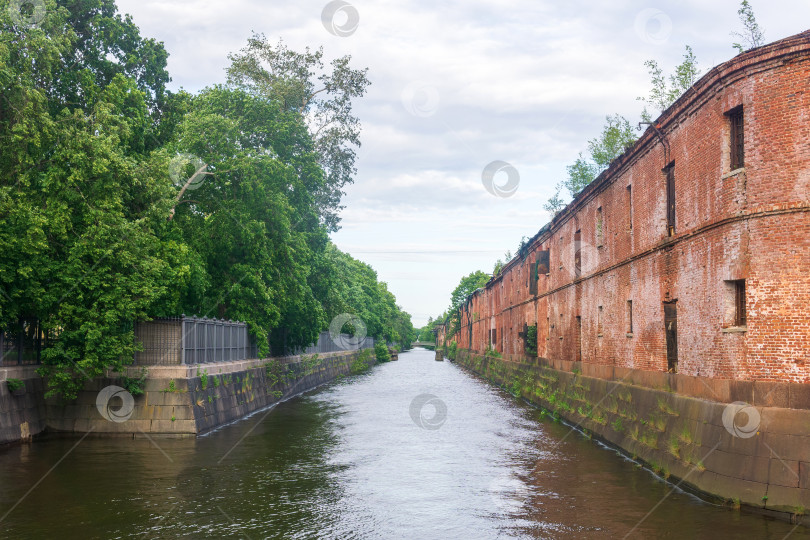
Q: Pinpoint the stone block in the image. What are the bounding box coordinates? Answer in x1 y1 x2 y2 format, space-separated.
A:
696 470 767 507
790 383 810 411
769 457 801 488
753 382 790 408
131 404 156 421
582 363 613 381
674 375 704 400
171 406 194 421
45 417 75 432
109 419 151 433
161 391 192 407
729 380 755 404
144 379 173 393
759 407 810 436
754 432 796 461
72 417 95 433
763 484 803 512
151 419 196 434
800 462 810 490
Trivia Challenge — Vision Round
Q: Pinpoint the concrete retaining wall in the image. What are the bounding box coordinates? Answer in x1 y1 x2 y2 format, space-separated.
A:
0 366 47 444
0 349 374 444
454 349 810 525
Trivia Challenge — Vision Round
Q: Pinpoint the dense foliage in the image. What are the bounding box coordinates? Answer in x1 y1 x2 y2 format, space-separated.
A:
0 0 411 399
374 342 391 362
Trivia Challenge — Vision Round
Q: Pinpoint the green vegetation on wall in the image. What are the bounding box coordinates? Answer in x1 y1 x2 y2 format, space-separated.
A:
374 342 391 362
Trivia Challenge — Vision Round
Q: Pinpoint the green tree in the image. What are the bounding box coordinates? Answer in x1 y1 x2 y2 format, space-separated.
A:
543 185 566 216
0 2 188 399
450 271 490 311
417 317 436 342
0 0 410 398
638 45 701 122
226 36 371 231
493 250 512 276
325 248 413 349
732 1 765 54
446 270 490 338
374 341 391 362
169 85 330 352
563 114 636 197
543 114 636 216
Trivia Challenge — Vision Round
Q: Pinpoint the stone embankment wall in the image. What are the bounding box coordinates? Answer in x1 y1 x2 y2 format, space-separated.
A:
0 349 373 444
454 349 810 525
0 365 46 444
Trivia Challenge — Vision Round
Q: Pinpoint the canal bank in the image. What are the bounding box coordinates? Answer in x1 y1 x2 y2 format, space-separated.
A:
452 348 810 526
0 347 803 538
0 349 376 444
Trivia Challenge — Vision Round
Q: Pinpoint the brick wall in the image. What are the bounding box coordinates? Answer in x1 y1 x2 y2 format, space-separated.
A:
454 30 810 382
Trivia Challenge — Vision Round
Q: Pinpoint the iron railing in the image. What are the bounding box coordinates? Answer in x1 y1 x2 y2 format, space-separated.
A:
134 316 258 366
295 331 374 356
0 319 51 367
0 317 373 368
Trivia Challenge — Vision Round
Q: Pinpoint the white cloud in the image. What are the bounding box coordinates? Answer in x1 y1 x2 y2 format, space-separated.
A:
116 0 810 326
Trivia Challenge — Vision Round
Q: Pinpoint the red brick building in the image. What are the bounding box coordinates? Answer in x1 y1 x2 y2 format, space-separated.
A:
450 30 810 382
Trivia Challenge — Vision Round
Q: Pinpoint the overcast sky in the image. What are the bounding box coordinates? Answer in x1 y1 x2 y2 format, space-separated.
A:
117 0 809 327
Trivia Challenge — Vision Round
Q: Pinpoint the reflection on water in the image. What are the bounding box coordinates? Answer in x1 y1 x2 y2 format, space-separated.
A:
0 348 802 539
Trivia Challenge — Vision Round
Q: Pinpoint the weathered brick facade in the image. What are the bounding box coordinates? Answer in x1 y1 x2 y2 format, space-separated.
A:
451 31 810 382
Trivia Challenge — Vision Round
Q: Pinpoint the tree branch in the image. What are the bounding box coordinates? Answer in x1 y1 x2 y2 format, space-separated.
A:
300 87 327 112
168 164 211 220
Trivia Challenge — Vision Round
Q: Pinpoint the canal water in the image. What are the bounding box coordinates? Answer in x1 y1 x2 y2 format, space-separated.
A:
0 348 803 539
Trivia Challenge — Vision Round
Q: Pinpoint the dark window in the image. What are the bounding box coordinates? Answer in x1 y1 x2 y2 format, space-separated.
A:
728 106 745 170
664 162 676 236
627 185 633 231
574 230 582 277
664 301 678 372
734 280 746 326
537 250 550 275
627 300 633 333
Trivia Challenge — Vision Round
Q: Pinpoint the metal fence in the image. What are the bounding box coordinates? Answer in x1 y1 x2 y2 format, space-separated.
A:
0 317 373 368
134 316 259 366
295 331 374 355
0 319 51 367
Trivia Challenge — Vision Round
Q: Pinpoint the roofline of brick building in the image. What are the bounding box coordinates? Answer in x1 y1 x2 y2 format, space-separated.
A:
489 29 810 283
